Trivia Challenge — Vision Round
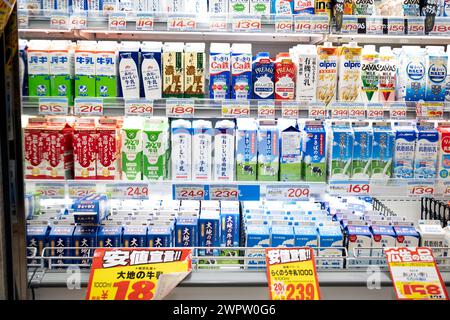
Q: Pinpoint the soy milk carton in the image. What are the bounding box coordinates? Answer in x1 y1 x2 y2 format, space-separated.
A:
214 120 235 181
192 120 213 181
27 40 51 96
209 0 228 12
293 45 318 102
119 42 141 99
393 123 417 179
252 52 274 99
184 43 205 98
414 124 439 179
73 118 98 180
210 43 231 100
171 119 192 181
257 121 279 181
97 118 119 180
236 118 258 181
121 117 144 181
437 123 450 180
75 41 96 97
49 41 74 102
162 42 184 98
95 41 118 98
140 41 162 99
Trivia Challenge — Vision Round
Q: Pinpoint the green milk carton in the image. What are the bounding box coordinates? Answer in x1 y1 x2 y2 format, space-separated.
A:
27 40 51 97
301 121 327 182
143 117 169 181
96 41 118 98
121 117 144 181
49 41 74 103
75 41 97 97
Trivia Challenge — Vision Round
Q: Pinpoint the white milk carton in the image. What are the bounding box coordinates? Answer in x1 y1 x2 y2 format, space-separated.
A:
370 220 396 265
121 117 144 181
171 119 192 181
209 43 231 100
294 45 318 102
140 41 162 99
345 220 372 267
214 120 235 181
417 220 446 265
119 41 141 99
192 120 213 181
414 124 439 179
27 40 51 97
393 123 417 179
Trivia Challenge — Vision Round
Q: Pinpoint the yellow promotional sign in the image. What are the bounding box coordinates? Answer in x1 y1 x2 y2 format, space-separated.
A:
265 247 321 300
385 247 449 300
86 248 192 300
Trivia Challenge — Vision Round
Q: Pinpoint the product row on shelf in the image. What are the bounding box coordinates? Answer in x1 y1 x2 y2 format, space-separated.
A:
25 194 450 269
20 40 450 105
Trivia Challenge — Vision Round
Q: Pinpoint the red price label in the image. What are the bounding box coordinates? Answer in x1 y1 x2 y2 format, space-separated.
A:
109 13 127 30
342 18 358 34
106 183 149 199
209 17 228 31
232 17 261 32
136 15 154 31
258 101 276 119
347 183 370 195
407 18 424 35
275 17 293 32
166 100 195 117
266 185 310 201
408 184 435 197
331 103 349 119
366 19 383 34
311 20 329 33
38 98 69 115
35 183 65 198
431 19 450 35
70 14 87 30
168 16 196 31
68 184 96 199
125 100 154 117
222 101 250 118
111 280 155 300
50 14 69 29
125 186 149 198
416 102 444 119
74 99 104 116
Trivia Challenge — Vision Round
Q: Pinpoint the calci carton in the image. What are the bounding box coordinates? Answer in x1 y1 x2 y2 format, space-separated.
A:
97 118 120 180
73 118 98 180
24 117 47 179
44 117 74 179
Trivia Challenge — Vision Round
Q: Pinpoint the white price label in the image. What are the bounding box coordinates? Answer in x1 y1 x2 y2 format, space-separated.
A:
281 101 299 119
68 183 96 199
311 16 329 34
50 14 69 29
209 15 228 31
416 102 444 119
136 14 154 30
70 13 87 30
366 103 385 120
275 15 293 32
388 18 405 35
341 16 358 34
232 15 261 32
331 102 349 119
329 182 370 195
407 17 425 35
366 17 383 34
390 102 407 120
209 185 239 201
106 183 149 199
408 183 435 197
166 99 195 117
174 185 206 200
125 100 154 116
266 185 310 201
167 15 196 31
35 183 66 199
222 101 250 118
18 11 29 28
294 16 311 33
308 102 327 119
431 17 450 35
258 101 276 119
38 98 69 115
109 13 127 30
348 103 366 119
74 98 104 116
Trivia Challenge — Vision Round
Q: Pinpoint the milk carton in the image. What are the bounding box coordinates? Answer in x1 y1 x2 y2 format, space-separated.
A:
257 121 280 181
73 119 98 180
123 225 147 247
162 42 184 98
49 41 74 102
302 121 326 182
345 220 372 267
361 45 379 103
27 40 51 96
403 0 420 15
294 45 318 102
97 118 119 180
192 120 213 181
414 124 439 179
417 220 446 264
250 0 271 14
121 117 144 181
274 52 296 100
24 117 47 179
119 42 141 99
143 117 169 181
272 0 294 14
316 43 338 105
370 221 396 265
329 123 354 180
371 124 394 179
175 217 198 247
338 42 362 102
351 123 373 179
97 225 123 247
279 119 301 181
140 41 162 99
27 223 49 265
95 41 118 98
271 225 295 247
198 213 220 257
437 123 450 179
294 0 315 14
230 0 250 13
184 43 205 98
294 223 318 249
209 0 228 12
220 205 241 263
393 123 417 179
44 118 74 179
378 46 397 102
209 43 231 100
171 119 192 181
392 221 420 247
72 194 108 224
317 222 344 268
75 42 96 97
231 43 252 100
49 224 75 266
400 47 426 101
73 225 97 267
245 225 270 267
252 52 274 99
214 120 235 181
425 46 448 102
236 118 258 181
147 226 172 247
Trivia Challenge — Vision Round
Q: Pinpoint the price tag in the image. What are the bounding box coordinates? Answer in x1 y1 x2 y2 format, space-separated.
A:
166 99 195 118
74 98 104 116
35 183 66 199
68 183 96 199
388 18 405 35
209 185 239 201
266 185 310 201
390 102 408 120
106 183 150 200
308 102 327 119
275 15 293 33
329 181 370 196
18 10 29 28
348 102 366 119
341 16 358 34
436 181 450 197
330 102 349 119
50 13 69 30
125 99 154 117
222 101 250 118
173 184 207 200
294 15 311 33
310 15 329 34
407 17 425 35
281 101 299 119
416 102 444 119
258 101 276 119
38 97 69 115
266 247 321 300
385 247 449 300
86 248 192 300
407 182 435 197
232 15 261 32
209 15 228 31
366 17 383 35
109 12 127 30
366 103 385 120
431 17 450 35
70 13 88 30
136 14 154 31
167 14 196 31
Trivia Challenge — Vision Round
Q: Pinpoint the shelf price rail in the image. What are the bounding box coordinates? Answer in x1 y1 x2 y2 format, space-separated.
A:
421 197 450 227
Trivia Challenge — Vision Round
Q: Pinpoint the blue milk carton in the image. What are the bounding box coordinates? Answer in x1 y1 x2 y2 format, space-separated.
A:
393 123 417 179
27 223 50 265
140 41 163 99
236 118 258 181
123 224 147 247
118 42 141 99
252 52 274 99
271 225 295 247
48 224 75 267
414 124 439 179
147 225 172 247
97 224 123 247
231 43 252 100
175 217 198 247
209 43 231 100
345 220 372 267
257 121 280 181
317 222 344 269
371 124 395 179
404 47 426 101
279 119 302 181
245 224 270 268
72 194 109 224
294 223 319 251
219 204 241 264
392 221 420 247
351 123 373 179
370 221 396 265
425 46 448 102
302 121 327 182
329 123 354 180
73 225 98 267
198 213 220 266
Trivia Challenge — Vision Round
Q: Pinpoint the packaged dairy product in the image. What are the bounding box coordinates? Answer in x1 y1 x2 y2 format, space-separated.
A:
370 221 396 265
393 123 417 179
378 46 397 102
49 224 75 266
272 0 294 14
392 221 420 247
317 222 344 268
44 118 74 179
147 226 172 247
97 118 119 180
329 123 354 180
250 0 271 14
27 40 51 97
245 225 270 267
165 0 186 12
371 124 394 179
184 43 205 98
73 225 97 266
279 119 301 181
95 41 118 98
231 43 252 100
399 46 426 101
345 220 372 267
123 225 147 247
354 0 374 15
27 223 49 265
302 121 326 182
73 118 97 180
162 42 184 98
214 120 235 181
220 204 240 263
257 120 280 181
437 123 450 179
143 117 169 181
271 225 295 247
75 41 96 97
198 213 220 257
209 43 231 100
351 123 373 179
414 124 439 179
403 0 420 16
417 220 446 264
252 52 274 99
361 45 379 103
294 45 318 102
119 42 141 99
230 0 250 13
316 43 338 105
121 117 144 181
192 120 213 181
293 0 315 14
49 41 74 101
72 194 108 224
294 223 318 248
274 52 296 100
97 225 123 247
24 117 47 179
236 118 258 181
140 41 162 99
171 119 192 181
175 217 198 247
338 42 362 102
425 46 448 102
209 0 228 12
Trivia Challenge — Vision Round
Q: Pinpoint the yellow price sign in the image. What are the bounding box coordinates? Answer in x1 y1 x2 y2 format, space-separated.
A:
265 247 321 300
86 248 192 300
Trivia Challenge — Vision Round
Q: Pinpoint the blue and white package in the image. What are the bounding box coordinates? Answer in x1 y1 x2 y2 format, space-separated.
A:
97 224 123 247
370 223 396 265
209 43 231 100
257 121 280 181
123 225 147 247
27 223 49 265
393 222 420 247
351 124 373 179
414 124 439 179
271 0 294 14
294 0 314 14
48 224 75 266
252 52 274 99
425 46 448 102
403 0 420 16
119 42 141 99
245 225 270 267
236 119 258 181
175 217 198 247
345 221 372 267
271 225 295 247
73 225 97 266
393 124 417 179
231 43 252 100
147 226 172 247
140 41 162 99
371 124 394 179
72 194 108 224
317 222 344 268
219 206 240 262
329 124 354 180
404 47 426 101
294 224 318 249
198 214 220 256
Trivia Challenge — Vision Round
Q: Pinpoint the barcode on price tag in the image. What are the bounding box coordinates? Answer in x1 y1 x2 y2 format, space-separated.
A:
329 181 371 195
166 99 195 117
109 12 127 30
390 102 407 120
416 102 444 119
407 182 435 197
341 16 358 34
431 17 450 35
310 15 329 34
308 102 327 119
38 97 69 115
388 18 405 35
366 103 385 120
167 14 196 31
18 10 29 28
366 17 383 34
35 183 66 199
209 14 228 31
232 15 261 32
275 15 293 33
258 101 276 118
106 183 149 200
222 101 250 118
68 183 96 199
50 13 69 29
281 101 299 119
266 185 310 201
407 17 424 35
330 102 349 119
294 15 311 33
125 99 154 116
173 184 207 200
74 98 104 116
209 185 239 201
136 14 154 31
70 13 88 30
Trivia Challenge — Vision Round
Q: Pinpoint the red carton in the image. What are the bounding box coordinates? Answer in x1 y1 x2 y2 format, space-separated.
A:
97 118 119 180
73 118 98 180
24 117 47 179
44 117 74 179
